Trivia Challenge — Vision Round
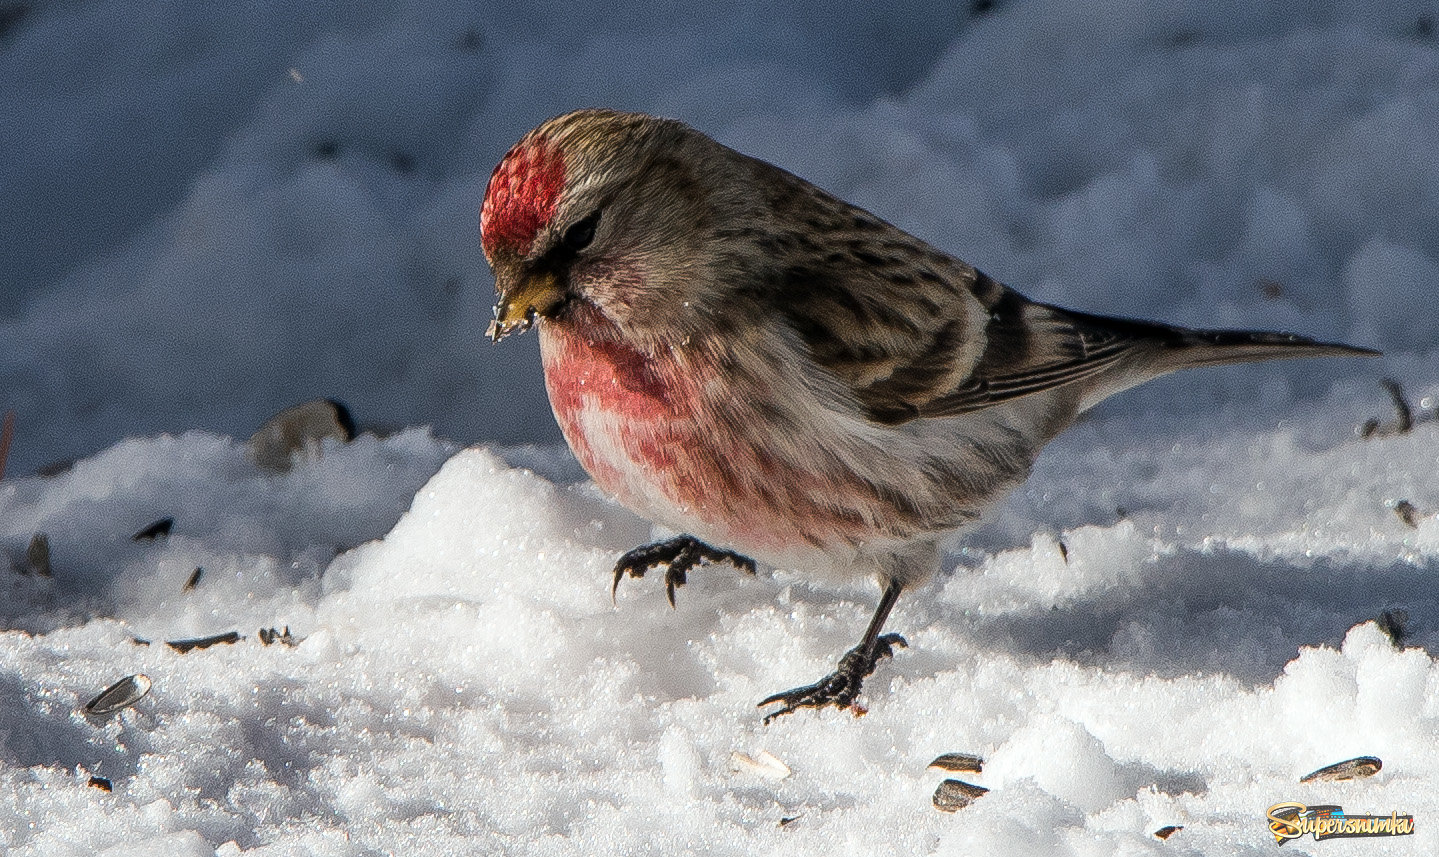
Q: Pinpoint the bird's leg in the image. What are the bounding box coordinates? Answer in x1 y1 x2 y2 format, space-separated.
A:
612 535 757 607
759 578 907 724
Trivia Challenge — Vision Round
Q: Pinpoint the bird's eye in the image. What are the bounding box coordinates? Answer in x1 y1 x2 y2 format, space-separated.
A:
562 211 600 252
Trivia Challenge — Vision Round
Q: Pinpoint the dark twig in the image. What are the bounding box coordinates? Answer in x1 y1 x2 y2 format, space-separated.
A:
1361 379 1431 438
1380 379 1413 433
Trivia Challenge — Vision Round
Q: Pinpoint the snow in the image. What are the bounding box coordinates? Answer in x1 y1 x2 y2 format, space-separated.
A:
3 427 1437 855
3 1 1438 854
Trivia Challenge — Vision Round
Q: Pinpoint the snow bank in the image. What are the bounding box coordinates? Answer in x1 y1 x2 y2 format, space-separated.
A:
0 417 1435 854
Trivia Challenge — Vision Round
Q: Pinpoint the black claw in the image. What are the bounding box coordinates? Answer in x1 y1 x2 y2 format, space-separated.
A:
759 633 907 724
872 632 907 661
664 565 686 608
611 535 756 607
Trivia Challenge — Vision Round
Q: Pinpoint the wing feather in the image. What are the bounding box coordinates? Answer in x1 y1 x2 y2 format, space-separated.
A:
778 247 1146 424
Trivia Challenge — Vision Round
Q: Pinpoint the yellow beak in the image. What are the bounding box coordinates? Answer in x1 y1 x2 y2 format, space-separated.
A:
487 269 566 342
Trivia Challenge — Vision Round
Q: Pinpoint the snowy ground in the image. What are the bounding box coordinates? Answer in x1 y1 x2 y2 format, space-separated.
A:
3 1 1439 855
2 404 1437 856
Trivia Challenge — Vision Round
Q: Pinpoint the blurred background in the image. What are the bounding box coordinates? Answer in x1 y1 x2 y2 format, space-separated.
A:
2 0 1436 475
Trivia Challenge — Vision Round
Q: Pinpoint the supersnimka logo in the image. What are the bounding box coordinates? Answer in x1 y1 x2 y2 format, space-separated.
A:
1266 802 1415 844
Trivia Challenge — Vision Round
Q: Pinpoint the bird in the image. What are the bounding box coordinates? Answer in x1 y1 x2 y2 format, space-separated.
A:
478 108 1378 723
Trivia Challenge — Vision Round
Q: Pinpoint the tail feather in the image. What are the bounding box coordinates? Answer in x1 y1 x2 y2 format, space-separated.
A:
1048 304 1381 414
1053 304 1381 371
1162 328 1381 371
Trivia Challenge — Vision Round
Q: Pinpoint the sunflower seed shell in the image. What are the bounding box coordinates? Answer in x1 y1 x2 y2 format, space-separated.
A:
1300 756 1382 783
84 673 152 716
928 752 984 773
932 779 987 812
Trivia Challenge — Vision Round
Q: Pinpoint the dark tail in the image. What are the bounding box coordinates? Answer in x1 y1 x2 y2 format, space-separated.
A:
1056 305 1381 372
1044 304 1381 414
1162 327 1380 370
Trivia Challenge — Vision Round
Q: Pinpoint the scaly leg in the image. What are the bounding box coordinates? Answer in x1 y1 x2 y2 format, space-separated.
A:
759 578 907 723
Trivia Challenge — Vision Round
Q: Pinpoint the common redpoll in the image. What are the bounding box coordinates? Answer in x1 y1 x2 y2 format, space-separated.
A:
480 109 1377 722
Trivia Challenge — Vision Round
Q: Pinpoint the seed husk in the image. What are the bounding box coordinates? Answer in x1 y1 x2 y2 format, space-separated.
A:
730 749 790 780
132 517 174 541
928 752 984 774
248 398 356 473
259 626 299 647
1300 756 1382 783
1377 609 1408 647
932 778 987 812
166 631 241 653
84 674 152 716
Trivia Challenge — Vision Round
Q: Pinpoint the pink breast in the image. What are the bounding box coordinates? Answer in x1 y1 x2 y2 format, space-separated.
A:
540 312 682 489
538 309 873 558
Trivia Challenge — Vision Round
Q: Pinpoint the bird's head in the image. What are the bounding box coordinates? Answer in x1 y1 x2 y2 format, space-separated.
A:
480 110 754 347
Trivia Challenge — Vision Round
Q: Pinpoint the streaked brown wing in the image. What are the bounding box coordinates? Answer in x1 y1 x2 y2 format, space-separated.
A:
779 252 1147 425
916 297 1145 417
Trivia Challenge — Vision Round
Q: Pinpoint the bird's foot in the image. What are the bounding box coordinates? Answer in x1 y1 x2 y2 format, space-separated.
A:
758 633 908 724
611 535 756 607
